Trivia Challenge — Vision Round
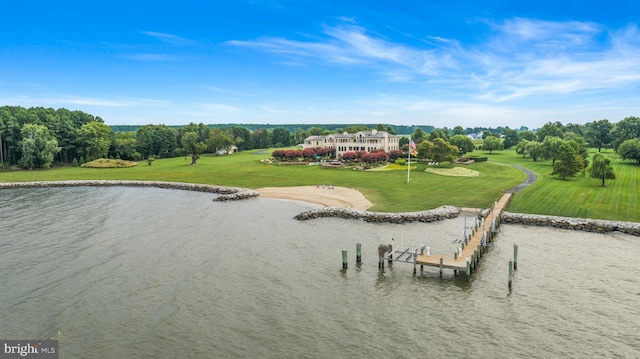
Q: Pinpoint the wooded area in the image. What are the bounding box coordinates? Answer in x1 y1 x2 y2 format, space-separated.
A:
1 106 639 173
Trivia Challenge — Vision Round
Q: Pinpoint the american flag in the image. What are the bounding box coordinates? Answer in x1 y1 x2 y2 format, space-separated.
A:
409 139 418 156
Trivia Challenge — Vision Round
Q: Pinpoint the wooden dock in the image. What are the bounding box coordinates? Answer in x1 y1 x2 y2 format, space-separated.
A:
385 192 513 276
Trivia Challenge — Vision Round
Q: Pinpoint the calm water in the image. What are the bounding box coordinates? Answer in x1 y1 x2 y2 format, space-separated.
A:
0 187 638 358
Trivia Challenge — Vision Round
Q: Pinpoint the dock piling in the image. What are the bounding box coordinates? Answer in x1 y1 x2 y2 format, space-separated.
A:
508 259 514 288
342 250 348 269
513 244 518 270
356 243 362 263
465 258 470 277
412 250 417 275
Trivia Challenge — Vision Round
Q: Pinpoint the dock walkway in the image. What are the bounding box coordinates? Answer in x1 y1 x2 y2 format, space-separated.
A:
386 192 513 275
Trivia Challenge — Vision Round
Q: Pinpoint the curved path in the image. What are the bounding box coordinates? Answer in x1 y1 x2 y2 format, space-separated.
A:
506 164 537 193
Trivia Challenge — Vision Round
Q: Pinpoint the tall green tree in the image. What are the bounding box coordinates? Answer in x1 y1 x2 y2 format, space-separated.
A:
540 136 563 164
136 125 178 159
114 132 140 160
0 107 24 164
584 119 612 152
207 128 234 154
429 128 450 141
449 135 473 154
551 141 584 180
502 128 519 149
180 131 206 165
412 128 426 144
227 126 252 151
293 128 306 145
564 123 584 136
0 113 5 165
428 138 458 163
536 122 564 142
80 122 113 160
617 138 640 164
482 136 503 154
178 123 209 143
18 124 60 169
515 139 529 158
271 128 292 147
517 130 537 141
610 116 640 151
50 108 80 164
565 135 589 167
588 153 615 186
252 128 271 149
525 141 542 161
416 140 432 159
452 126 465 136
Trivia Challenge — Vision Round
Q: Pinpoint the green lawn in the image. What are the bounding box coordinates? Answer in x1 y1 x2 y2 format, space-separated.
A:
2 148 637 222
486 149 639 222
1 150 524 213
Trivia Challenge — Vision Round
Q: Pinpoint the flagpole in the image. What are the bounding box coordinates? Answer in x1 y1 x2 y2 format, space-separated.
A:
407 145 411 183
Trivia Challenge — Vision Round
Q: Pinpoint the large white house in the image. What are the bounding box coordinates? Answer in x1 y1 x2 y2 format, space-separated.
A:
303 129 401 159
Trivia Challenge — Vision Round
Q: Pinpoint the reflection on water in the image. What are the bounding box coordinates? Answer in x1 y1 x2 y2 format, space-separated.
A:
0 187 638 358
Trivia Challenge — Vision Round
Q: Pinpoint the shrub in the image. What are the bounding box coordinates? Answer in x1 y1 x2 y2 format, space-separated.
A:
81 158 138 168
388 149 404 162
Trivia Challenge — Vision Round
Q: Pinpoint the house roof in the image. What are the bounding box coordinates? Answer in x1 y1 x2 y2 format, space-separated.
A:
305 130 399 142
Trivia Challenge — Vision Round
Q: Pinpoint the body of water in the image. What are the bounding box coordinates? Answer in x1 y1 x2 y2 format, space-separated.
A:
0 187 638 358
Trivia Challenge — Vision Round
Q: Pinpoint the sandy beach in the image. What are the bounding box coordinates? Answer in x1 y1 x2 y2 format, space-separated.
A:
256 186 373 210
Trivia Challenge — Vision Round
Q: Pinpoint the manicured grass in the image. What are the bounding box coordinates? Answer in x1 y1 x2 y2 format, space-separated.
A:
0 150 525 213
3 148 636 221
486 149 639 222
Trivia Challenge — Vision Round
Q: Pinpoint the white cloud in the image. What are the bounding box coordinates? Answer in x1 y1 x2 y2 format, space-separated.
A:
228 24 453 76
142 31 192 45
227 18 640 106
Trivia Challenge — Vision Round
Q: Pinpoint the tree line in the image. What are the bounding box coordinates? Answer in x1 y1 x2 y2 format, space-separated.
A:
0 108 402 168
1 106 639 171
409 118 640 163
407 118 640 184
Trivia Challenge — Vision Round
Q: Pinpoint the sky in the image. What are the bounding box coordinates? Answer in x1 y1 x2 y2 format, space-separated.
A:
1 0 639 129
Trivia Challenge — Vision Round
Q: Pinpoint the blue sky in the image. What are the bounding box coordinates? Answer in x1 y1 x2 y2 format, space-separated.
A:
1 0 639 129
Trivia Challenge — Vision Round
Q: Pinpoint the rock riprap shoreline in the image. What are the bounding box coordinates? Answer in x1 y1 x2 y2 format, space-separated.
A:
501 212 640 236
294 205 461 223
3 181 638 235
0 180 260 201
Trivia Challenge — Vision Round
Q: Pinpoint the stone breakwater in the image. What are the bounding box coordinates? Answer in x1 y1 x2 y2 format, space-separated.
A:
294 205 461 223
0 181 260 201
501 212 640 237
